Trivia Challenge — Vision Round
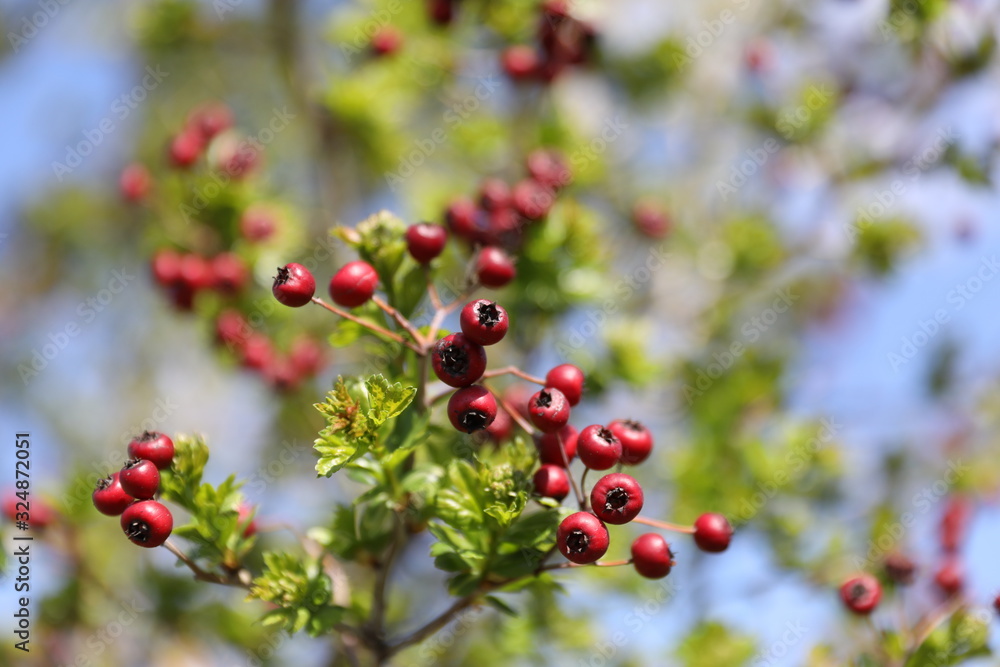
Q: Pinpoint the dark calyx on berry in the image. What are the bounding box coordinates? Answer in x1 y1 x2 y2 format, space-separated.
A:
535 391 553 408
124 519 153 543
440 342 470 376
477 302 502 327
459 410 490 431
274 266 292 285
604 487 629 512
565 529 589 554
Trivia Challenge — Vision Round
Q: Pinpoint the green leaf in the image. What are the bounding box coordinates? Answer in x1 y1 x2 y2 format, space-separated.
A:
315 431 369 477
250 551 347 637
484 595 519 617
351 210 408 287
364 375 416 427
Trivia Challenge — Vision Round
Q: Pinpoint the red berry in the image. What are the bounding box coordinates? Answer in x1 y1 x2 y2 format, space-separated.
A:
329 261 379 308
187 102 233 141
576 425 621 470
839 574 882 615
476 246 516 288
884 552 916 586
168 284 195 311
502 45 540 80
119 459 161 500
151 249 181 287
608 419 653 465
290 337 325 377
545 364 584 406
127 431 175 470
211 252 248 293
486 405 514 443
590 473 643 525
406 222 448 264
941 496 971 553
272 263 316 307
537 424 578 467
371 26 403 56
557 512 609 564
445 197 479 241
121 500 173 548
485 208 522 247
934 558 963 597
632 201 671 239
265 356 300 392
447 385 498 433
92 473 136 516
216 310 251 350
119 163 151 203
631 534 673 579
168 128 204 168
528 387 571 434
240 205 278 242
237 503 258 538
993 594 1000 616
240 333 274 370
427 0 455 24
3 494 57 529
512 179 554 220
460 300 509 346
526 149 571 190
432 333 487 387
693 513 733 553
179 254 213 291
478 178 510 211
533 464 570 501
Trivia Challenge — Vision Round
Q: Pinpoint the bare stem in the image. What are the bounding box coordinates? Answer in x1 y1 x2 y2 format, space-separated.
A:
538 559 632 571
311 297 422 353
389 595 479 656
632 517 696 534
372 295 426 347
425 266 443 311
558 430 586 510
499 397 535 436
482 366 545 385
162 539 250 589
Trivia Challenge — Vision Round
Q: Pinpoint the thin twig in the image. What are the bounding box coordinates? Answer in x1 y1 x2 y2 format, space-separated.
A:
311 297 422 353
425 267 443 310
538 559 632 571
162 539 251 588
372 295 427 348
482 366 545 385
558 429 586 509
632 517 696 534
499 397 535 436
389 595 479 655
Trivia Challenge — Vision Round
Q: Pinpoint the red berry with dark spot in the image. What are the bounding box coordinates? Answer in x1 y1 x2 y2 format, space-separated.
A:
120 163 152 203
533 464 570 501
121 500 173 548
329 261 379 308
576 425 621 470
528 387 571 434
545 364 584 406
512 179 554 220
127 431 175 470
237 503 258 538
590 473 643 525
92 473 135 516
478 178 510 211
839 574 882 615
460 299 509 346
537 424 578 467
371 26 403 56
693 513 733 553
486 405 514 443
265 356 300 392
884 552 916 586
502 45 540 80
119 459 161 500
608 419 653 465
557 512 609 564
476 247 516 288
447 385 498 433
934 558 963 597
211 252 248 293
445 197 479 241
631 534 674 579
406 223 448 264
272 262 316 307
168 128 204 168
432 333 487 387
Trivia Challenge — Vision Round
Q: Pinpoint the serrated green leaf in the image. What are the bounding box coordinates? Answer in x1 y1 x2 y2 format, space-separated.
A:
365 375 416 427
315 431 369 477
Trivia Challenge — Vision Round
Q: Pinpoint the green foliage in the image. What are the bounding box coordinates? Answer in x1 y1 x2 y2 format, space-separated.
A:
851 218 922 275
250 552 346 636
676 622 756 667
906 610 991 666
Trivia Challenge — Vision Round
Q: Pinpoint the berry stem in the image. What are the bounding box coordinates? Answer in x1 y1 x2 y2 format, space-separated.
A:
558 429 586 510
538 559 632 571
162 539 251 588
902 596 964 665
311 297 422 353
632 517 696 534
372 295 427 347
427 283 479 343
425 266 443 311
481 365 545 385
498 397 536 436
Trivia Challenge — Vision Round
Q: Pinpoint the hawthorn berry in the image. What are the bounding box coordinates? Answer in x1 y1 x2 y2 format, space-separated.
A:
631 534 674 579
934 558 963 597
168 128 204 168
432 333 487 387
216 310 249 348
265 357 300 392
179 254 214 291
447 385 498 433
512 179 554 220
187 102 233 141
127 431 175 470
371 26 403 56
478 178 511 211
121 500 173 548
631 201 671 239
526 149 571 190
485 208 522 247
590 473 643 525
693 513 733 553
290 337 325 377
3 494 57 529
406 223 448 264
151 249 182 287
272 263 316 307
994 594 1000 616
545 364 584 406
527 387 571 434
237 503 258 538
501 45 540 80
240 206 278 242
330 261 379 308
557 512 609 564
839 574 881 615
119 163 151 203
119 458 161 500
537 424 578 467
486 405 514 443
884 552 916 586
92 472 136 516
240 334 274 370
445 196 479 241
211 252 248 293
476 246 516 288
576 425 621 470
608 419 653 465
940 496 971 553
533 464 570 501
460 300 509 346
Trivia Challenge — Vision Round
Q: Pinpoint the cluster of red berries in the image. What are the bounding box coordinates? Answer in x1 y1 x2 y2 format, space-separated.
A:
215 309 326 391
150 248 249 311
91 432 175 549
501 0 596 83
444 147 570 258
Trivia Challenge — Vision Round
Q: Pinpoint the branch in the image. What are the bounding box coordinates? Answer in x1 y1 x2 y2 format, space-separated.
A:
482 366 545 385
311 297 422 353
632 517 696 534
499 397 535 436
372 295 427 348
162 539 251 589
